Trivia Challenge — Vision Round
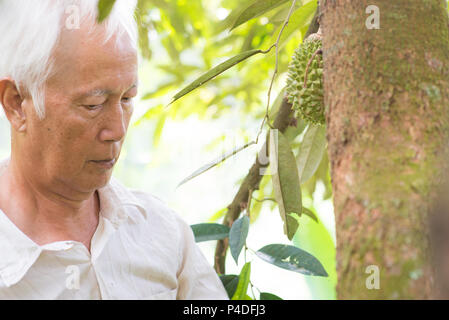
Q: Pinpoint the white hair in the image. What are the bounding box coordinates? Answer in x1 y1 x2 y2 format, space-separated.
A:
0 0 138 120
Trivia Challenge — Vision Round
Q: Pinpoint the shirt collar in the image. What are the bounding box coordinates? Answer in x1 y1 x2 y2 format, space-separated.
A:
0 157 146 287
0 212 42 287
97 176 147 228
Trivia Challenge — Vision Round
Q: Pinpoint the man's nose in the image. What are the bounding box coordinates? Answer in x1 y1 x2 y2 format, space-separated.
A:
99 103 127 142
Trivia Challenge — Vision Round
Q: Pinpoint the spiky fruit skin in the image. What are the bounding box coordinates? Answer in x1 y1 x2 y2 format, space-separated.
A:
286 38 324 125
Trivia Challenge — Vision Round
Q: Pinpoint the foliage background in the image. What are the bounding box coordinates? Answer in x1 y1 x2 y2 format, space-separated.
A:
0 0 340 299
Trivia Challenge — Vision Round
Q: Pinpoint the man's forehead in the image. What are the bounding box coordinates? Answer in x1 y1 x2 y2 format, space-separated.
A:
53 25 138 92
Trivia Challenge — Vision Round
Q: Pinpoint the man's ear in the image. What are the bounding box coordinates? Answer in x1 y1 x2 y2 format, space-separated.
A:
0 78 27 132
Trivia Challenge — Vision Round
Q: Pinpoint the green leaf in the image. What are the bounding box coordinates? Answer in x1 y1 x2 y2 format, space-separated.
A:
170 49 264 105
270 0 317 49
208 207 228 222
177 141 256 187
141 81 179 100
97 0 116 23
297 124 327 184
268 87 286 121
317 150 332 199
230 0 290 31
284 117 307 142
153 114 167 147
135 1 152 60
260 292 283 300
256 244 328 276
249 192 263 223
229 215 250 264
190 223 230 242
133 105 164 127
269 130 302 240
249 175 271 223
269 2 298 25
302 207 318 222
231 262 251 300
219 274 240 299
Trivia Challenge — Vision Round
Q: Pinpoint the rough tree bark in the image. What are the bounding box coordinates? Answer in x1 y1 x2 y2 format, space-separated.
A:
320 0 449 299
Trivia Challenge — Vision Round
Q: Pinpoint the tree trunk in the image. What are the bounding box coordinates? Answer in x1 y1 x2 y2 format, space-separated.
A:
320 0 449 299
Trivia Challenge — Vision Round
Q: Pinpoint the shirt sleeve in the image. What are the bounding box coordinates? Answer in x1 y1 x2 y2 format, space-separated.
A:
174 212 229 300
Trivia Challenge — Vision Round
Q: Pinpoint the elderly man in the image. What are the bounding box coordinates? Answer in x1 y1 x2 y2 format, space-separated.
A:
0 0 228 299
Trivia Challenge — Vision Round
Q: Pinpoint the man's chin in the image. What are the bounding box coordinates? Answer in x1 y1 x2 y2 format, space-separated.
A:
95 172 113 187
81 171 113 191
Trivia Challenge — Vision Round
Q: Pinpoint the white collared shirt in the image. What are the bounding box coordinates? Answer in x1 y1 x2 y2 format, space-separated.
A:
0 158 229 300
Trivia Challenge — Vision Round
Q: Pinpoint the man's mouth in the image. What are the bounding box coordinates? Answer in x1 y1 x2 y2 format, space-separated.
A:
90 158 116 168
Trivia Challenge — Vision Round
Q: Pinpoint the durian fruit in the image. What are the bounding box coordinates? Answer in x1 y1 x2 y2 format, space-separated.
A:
286 32 324 125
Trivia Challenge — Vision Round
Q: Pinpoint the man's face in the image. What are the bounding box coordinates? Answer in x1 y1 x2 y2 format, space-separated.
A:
21 24 138 194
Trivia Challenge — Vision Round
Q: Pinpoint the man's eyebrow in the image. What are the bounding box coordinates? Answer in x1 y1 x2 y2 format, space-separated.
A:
77 83 138 99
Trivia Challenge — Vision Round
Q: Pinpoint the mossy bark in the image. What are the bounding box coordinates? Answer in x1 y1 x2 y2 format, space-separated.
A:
320 0 449 299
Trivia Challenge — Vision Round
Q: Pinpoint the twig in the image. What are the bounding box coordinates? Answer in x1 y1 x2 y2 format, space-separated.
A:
243 244 257 299
214 98 294 274
249 279 261 300
303 48 323 88
256 0 298 144
249 276 257 299
213 5 321 275
252 197 277 203
246 188 253 218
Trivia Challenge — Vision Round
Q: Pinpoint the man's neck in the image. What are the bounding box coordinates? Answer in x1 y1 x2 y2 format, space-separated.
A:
0 161 100 253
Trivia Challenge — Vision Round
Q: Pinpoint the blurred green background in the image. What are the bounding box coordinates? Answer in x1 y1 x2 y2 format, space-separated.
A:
0 0 337 299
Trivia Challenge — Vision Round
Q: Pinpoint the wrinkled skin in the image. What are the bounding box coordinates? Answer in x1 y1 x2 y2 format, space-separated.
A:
0 20 138 251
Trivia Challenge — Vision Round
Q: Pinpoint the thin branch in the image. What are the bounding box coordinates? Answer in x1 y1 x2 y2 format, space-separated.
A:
213 4 321 275
252 197 277 203
249 276 257 299
267 0 298 114
213 97 294 274
256 0 298 144
246 188 253 218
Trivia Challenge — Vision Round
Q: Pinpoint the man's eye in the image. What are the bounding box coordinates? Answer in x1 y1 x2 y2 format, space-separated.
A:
121 97 134 103
84 104 102 110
